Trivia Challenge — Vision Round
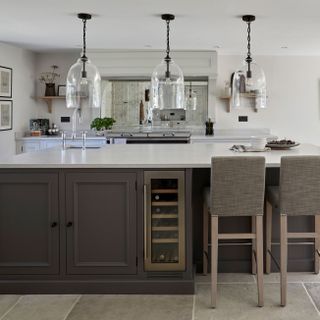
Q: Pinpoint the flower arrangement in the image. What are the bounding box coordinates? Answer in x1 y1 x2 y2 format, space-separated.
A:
39 65 60 84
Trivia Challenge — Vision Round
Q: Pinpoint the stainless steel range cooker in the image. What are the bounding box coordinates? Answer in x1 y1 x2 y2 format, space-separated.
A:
105 131 191 144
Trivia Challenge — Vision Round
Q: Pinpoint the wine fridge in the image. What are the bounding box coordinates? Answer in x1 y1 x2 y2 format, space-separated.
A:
144 171 185 271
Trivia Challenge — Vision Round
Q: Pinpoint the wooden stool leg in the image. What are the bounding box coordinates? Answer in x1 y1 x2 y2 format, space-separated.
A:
203 202 209 275
280 214 288 307
211 215 218 308
256 215 264 307
266 201 273 274
315 216 320 274
252 216 257 275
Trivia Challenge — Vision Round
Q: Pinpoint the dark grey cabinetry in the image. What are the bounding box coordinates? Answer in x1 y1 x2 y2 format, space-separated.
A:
65 172 137 275
0 172 59 275
0 169 193 294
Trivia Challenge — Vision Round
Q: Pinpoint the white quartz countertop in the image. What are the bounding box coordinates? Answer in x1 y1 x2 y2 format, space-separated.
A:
16 136 105 140
1 143 320 169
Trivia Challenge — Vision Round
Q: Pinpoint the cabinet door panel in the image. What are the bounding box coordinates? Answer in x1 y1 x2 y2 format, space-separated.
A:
0 173 59 274
23 142 41 152
66 172 137 275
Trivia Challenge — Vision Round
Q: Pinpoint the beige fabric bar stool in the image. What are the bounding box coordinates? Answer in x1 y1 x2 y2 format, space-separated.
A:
266 156 320 307
209 156 266 308
203 189 258 276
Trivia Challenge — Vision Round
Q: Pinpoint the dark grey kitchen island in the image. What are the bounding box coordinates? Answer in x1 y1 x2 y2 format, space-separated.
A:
0 143 319 294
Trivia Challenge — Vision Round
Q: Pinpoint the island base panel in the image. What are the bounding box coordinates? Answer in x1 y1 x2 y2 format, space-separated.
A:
0 280 194 294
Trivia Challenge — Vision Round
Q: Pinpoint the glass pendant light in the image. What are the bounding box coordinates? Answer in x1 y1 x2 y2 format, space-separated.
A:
185 82 197 110
151 14 185 110
66 13 101 111
231 15 266 110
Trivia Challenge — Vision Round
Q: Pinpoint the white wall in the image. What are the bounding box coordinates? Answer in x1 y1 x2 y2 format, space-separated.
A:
0 42 37 157
5 48 320 150
215 55 320 145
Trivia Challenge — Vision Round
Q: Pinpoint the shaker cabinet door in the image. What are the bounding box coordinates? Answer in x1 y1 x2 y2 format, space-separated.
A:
0 172 60 275
65 172 137 275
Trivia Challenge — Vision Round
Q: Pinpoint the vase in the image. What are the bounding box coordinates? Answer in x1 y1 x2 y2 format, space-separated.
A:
45 83 56 96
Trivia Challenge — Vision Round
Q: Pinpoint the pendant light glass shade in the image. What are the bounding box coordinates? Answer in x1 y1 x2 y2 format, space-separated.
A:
66 13 101 110
151 59 184 109
231 61 266 109
231 15 267 110
66 58 101 109
151 14 185 110
185 82 197 110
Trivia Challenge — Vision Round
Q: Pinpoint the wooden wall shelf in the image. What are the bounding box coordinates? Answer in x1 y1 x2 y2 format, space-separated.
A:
218 93 259 113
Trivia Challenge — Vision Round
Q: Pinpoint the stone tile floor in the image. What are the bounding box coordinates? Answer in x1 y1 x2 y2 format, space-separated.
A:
1 273 320 319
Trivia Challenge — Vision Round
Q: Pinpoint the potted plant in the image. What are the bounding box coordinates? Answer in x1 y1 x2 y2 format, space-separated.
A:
39 65 60 96
90 117 116 135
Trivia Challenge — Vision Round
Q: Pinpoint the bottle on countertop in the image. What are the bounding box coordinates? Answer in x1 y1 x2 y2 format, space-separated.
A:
205 118 214 136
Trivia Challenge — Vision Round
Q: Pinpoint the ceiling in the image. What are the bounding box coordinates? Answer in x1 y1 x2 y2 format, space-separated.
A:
2 0 320 55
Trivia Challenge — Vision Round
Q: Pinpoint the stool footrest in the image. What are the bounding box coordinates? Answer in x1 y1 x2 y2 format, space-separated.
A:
218 233 256 240
287 232 318 239
271 241 314 246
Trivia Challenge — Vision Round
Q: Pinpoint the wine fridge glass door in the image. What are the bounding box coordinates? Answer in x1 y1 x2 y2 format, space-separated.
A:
144 171 185 271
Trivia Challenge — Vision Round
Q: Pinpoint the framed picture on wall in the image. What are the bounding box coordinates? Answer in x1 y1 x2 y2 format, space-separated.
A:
0 66 12 98
0 100 12 131
57 85 66 97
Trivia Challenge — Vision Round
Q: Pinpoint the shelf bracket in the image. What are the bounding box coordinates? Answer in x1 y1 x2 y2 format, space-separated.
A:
43 98 53 113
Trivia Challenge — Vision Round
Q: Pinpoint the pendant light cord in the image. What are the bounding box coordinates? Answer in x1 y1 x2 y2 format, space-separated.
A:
82 18 87 60
165 19 171 78
245 21 252 78
81 17 88 77
165 20 171 61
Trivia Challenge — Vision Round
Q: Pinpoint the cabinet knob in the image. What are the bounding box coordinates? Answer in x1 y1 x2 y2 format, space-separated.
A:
51 222 58 228
66 222 73 228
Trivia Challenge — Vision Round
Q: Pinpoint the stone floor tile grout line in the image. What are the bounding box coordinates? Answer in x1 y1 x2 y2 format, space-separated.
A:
191 294 196 320
0 296 23 320
62 295 82 320
302 283 320 317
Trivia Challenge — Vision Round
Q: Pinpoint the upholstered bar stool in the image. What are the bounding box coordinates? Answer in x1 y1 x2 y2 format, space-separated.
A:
209 156 266 308
266 156 320 307
203 188 259 276
203 191 258 276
